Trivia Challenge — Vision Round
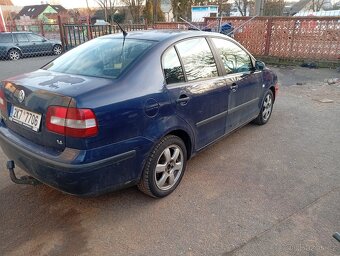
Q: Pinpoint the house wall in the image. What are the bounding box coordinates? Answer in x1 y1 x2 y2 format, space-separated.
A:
191 6 218 22
38 5 57 23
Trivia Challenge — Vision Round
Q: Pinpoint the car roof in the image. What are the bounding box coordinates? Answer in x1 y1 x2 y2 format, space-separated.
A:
100 29 224 42
0 32 33 34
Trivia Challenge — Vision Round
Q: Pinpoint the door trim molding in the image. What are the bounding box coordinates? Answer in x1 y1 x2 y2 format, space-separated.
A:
228 97 259 115
196 110 228 128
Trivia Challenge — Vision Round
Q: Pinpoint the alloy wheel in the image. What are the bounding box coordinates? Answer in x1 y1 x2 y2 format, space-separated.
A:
53 45 62 55
9 50 20 60
155 145 184 191
262 94 273 121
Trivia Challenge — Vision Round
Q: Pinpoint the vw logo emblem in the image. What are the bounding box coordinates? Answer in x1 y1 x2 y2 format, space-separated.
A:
18 90 25 103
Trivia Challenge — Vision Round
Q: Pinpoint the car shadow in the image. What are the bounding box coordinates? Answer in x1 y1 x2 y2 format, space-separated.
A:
0 179 155 255
0 123 259 255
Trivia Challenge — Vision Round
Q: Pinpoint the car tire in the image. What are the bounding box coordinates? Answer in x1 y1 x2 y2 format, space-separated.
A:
253 90 274 125
53 45 62 55
8 49 21 60
138 135 187 198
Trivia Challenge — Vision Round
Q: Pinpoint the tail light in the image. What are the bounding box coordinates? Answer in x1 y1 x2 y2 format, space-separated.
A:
0 88 6 114
46 106 98 138
274 83 279 97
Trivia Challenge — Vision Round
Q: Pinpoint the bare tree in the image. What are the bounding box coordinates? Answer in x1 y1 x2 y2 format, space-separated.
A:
217 0 231 16
85 0 91 15
234 0 253 16
264 0 285 16
311 0 325 11
121 0 144 23
95 0 117 22
171 0 192 21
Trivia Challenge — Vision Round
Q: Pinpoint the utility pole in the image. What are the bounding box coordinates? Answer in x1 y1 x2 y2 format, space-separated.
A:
153 0 158 24
255 0 265 16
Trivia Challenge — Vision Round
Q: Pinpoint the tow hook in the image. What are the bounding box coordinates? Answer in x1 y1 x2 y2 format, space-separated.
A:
334 232 340 243
6 160 41 186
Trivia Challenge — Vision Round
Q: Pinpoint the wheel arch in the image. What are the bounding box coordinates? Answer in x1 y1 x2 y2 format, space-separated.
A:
269 86 276 101
53 43 62 48
166 129 193 160
7 47 22 56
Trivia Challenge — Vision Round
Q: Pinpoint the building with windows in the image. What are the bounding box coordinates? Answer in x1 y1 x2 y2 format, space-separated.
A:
15 4 67 25
191 5 218 22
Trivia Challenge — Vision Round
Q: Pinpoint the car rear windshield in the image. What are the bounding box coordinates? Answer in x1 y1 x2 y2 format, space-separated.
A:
43 38 156 79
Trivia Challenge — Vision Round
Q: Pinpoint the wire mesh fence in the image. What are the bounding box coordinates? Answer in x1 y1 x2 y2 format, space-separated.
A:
1 16 339 62
0 29 62 61
5 23 61 40
204 16 340 61
0 22 146 61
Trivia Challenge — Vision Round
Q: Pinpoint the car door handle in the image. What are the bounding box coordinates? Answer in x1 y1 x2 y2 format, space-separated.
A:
176 95 190 106
231 83 238 92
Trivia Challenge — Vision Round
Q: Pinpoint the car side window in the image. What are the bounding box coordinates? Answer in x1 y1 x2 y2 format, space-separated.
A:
27 34 44 42
0 34 13 43
162 47 185 84
15 34 29 42
176 37 218 81
211 38 252 74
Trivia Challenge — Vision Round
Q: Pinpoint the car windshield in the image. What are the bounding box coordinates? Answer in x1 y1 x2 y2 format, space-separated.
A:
43 38 156 79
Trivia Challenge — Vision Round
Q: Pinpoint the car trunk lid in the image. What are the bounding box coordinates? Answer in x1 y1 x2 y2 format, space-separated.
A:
0 70 91 151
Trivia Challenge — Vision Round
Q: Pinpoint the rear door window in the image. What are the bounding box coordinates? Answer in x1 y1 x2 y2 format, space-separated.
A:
162 47 185 84
175 37 218 81
15 34 29 42
27 33 44 42
0 34 13 43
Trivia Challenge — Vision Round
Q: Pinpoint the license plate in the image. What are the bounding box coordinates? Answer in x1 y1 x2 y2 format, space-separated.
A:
9 106 42 132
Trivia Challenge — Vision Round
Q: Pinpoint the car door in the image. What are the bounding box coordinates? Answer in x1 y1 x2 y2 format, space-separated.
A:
210 37 263 133
26 33 51 54
13 33 31 55
164 37 229 150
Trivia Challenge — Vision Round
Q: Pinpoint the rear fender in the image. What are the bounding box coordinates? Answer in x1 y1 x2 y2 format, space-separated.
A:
143 114 196 158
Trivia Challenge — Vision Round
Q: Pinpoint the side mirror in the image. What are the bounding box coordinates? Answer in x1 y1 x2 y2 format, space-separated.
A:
255 60 266 71
42 38 47 42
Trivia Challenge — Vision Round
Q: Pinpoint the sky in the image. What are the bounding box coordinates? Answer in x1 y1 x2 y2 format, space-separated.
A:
11 0 101 9
10 0 339 9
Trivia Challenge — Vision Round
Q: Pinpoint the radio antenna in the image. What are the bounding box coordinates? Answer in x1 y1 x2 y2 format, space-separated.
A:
179 17 201 31
114 21 128 37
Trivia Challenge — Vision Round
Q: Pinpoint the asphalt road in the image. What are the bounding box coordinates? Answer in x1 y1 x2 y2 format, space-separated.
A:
0 57 339 256
0 56 56 80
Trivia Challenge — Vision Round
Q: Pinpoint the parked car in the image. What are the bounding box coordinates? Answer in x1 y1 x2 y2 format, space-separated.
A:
94 19 110 25
0 32 62 60
0 30 279 197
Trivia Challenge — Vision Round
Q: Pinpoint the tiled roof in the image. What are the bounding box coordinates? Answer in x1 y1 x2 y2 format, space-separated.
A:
17 4 67 18
288 0 311 15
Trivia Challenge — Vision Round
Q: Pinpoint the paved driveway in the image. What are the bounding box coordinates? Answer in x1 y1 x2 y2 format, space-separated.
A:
0 56 56 80
0 57 339 256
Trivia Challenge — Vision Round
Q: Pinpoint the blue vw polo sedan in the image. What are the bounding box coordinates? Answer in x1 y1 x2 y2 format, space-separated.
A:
0 30 278 197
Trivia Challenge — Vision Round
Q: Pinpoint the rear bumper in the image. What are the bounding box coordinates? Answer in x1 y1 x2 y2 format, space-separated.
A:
0 125 145 196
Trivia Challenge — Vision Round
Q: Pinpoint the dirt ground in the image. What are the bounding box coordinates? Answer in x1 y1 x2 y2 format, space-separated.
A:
0 57 339 255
